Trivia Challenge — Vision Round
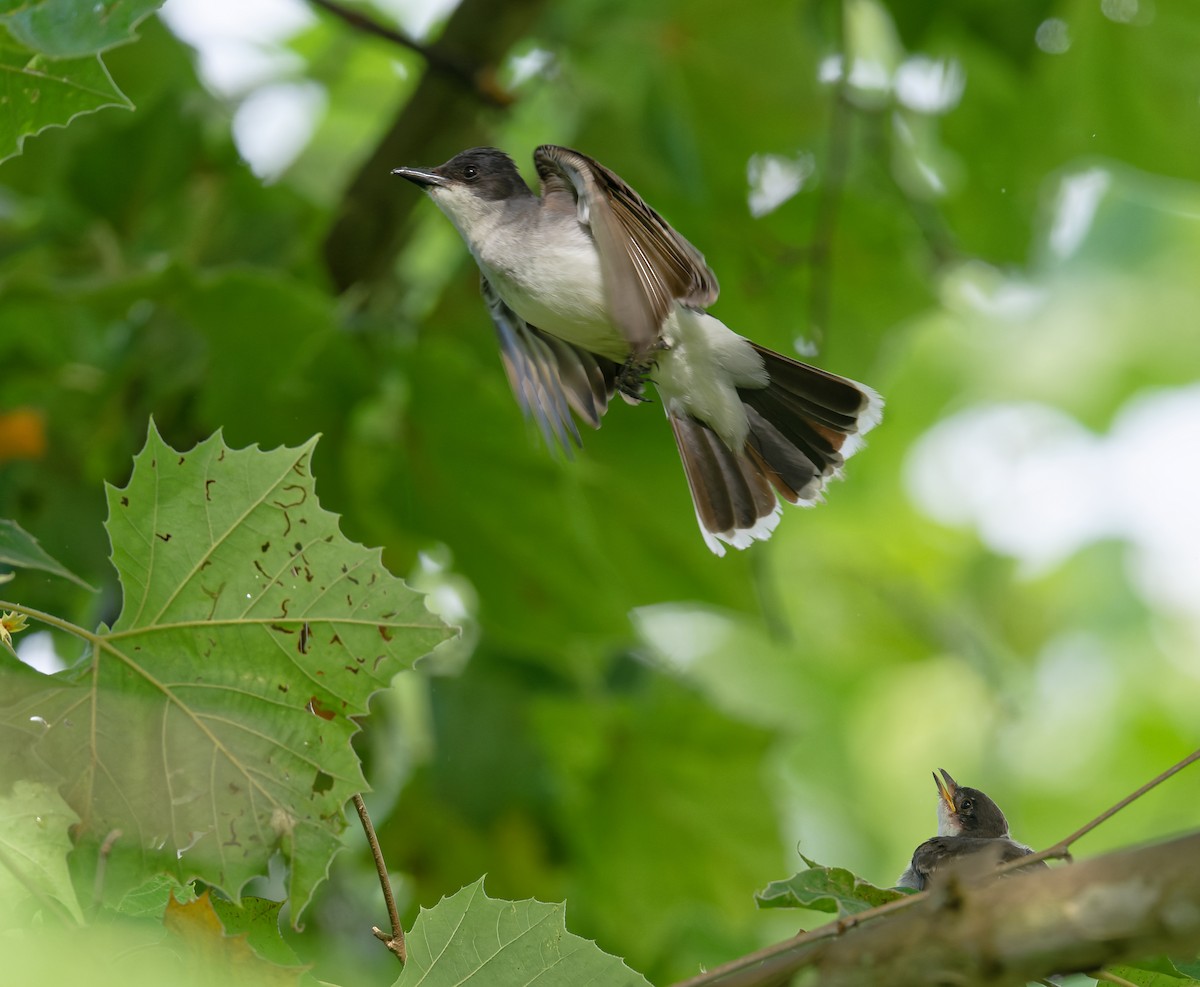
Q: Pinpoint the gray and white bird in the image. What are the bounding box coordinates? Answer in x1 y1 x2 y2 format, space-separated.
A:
393 145 882 555
898 768 1041 890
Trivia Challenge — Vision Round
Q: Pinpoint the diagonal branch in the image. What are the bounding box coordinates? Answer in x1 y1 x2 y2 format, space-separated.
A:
995 746 1200 875
306 0 511 108
321 0 549 293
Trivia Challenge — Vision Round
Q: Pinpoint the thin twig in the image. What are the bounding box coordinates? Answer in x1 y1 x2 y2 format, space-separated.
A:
995 746 1200 876
306 0 512 107
353 793 406 963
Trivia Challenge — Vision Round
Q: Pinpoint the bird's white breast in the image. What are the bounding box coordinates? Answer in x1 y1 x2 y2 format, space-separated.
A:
480 213 626 358
431 184 626 358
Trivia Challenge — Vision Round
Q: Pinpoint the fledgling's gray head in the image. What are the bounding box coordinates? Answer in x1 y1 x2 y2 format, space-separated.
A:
392 148 533 243
934 769 1011 839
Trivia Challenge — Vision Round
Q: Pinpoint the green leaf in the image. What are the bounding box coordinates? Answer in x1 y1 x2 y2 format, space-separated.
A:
110 872 196 919
0 779 85 927
1100 966 1200 987
395 879 651 987
210 895 304 969
2 422 453 921
165 891 306 986
0 518 94 589
0 40 132 162
0 0 164 57
756 857 906 916
1175 958 1200 979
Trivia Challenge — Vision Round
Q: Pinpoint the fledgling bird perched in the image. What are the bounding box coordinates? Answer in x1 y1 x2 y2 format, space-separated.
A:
898 768 1043 890
392 145 882 555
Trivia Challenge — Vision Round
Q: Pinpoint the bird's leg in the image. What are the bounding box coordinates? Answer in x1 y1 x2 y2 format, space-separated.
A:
616 358 654 404
616 339 668 405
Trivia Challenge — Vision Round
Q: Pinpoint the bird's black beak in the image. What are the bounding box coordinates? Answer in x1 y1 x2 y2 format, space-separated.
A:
934 768 958 814
391 166 445 188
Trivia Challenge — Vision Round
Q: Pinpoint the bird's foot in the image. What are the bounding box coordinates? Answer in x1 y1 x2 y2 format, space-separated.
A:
616 356 656 405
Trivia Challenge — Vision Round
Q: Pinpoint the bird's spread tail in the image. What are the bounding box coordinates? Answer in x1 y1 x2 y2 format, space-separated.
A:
669 343 883 556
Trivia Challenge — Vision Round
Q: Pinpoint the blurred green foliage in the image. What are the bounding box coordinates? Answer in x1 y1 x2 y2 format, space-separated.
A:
2 0 1199 983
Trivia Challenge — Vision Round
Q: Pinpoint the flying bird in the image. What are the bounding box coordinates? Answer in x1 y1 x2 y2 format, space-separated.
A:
393 145 882 555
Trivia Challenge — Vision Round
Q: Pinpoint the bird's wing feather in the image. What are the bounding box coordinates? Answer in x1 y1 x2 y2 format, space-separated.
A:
534 144 719 355
482 275 617 453
901 836 1043 890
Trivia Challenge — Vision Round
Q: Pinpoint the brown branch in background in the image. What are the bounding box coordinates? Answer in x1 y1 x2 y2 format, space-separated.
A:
321 0 548 293
668 748 1200 987
307 0 511 108
353 793 406 963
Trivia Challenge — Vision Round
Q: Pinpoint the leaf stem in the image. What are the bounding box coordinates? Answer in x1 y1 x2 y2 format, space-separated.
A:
91 828 123 914
0 601 95 644
353 793 406 964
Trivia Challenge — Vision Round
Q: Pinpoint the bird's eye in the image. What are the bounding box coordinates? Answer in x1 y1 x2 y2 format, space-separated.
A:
462 165 479 181
960 798 974 813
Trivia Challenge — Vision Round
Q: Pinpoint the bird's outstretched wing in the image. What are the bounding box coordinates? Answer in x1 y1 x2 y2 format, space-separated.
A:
482 274 618 454
534 144 719 356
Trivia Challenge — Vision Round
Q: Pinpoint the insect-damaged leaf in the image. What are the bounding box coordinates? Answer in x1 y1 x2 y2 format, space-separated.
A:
5 422 452 920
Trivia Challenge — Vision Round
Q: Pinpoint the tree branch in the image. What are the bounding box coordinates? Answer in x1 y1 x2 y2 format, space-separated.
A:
812 831 1200 987
670 749 1200 987
321 0 548 293
306 0 512 108
674 832 1200 987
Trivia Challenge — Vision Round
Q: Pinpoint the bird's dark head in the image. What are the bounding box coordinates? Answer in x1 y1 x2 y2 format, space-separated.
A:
392 147 530 202
934 769 1010 839
392 148 533 244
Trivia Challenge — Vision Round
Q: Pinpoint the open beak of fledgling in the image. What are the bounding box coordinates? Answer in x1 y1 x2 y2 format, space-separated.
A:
935 768 958 816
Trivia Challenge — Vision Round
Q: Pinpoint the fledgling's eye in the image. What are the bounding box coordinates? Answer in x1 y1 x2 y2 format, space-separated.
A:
462 165 479 181
960 798 974 813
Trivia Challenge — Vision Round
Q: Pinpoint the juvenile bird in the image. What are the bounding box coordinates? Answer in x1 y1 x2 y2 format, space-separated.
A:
393 145 882 555
898 768 1041 890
